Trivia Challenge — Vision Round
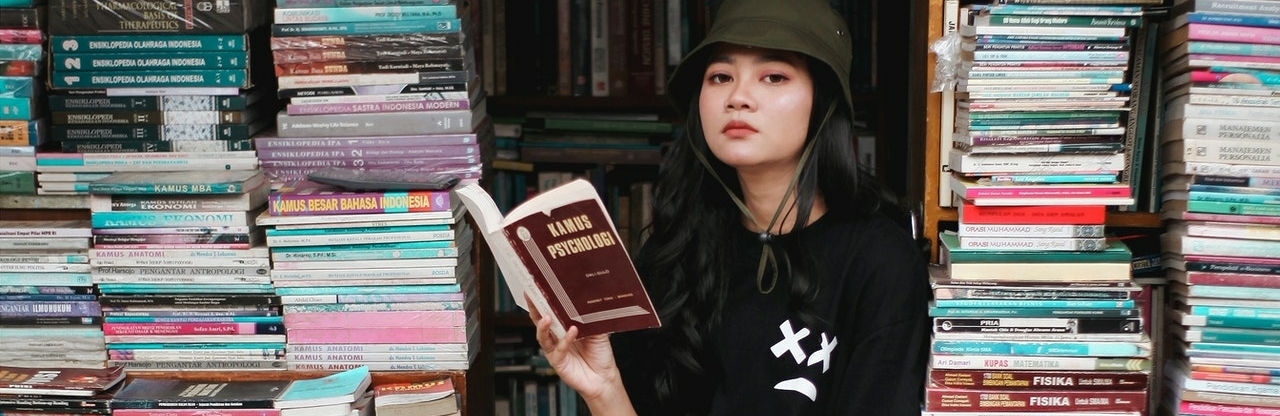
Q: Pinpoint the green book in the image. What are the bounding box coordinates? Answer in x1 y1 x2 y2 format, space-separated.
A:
940 231 1132 263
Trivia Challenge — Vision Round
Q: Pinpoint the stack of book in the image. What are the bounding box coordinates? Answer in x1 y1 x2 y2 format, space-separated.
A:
34 0 276 194
261 1 488 187
85 170 282 371
0 220 103 368
259 180 477 372
110 366 374 416
0 0 45 195
1156 1 1280 413
0 365 124 415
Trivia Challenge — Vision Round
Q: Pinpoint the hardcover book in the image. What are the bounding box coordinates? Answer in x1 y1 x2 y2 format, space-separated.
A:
455 179 660 338
373 376 458 416
268 179 456 216
275 366 371 409
110 378 289 409
0 365 124 396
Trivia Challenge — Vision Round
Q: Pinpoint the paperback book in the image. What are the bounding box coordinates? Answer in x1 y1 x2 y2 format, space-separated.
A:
455 179 660 338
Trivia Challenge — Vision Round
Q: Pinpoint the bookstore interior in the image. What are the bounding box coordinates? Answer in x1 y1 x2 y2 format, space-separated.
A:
0 0 1279 415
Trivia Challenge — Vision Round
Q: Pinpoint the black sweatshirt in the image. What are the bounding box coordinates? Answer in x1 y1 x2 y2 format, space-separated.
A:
616 212 932 415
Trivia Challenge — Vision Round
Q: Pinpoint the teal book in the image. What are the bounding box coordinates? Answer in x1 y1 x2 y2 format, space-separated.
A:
89 170 267 195
274 284 461 296
274 366 372 409
939 231 1132 263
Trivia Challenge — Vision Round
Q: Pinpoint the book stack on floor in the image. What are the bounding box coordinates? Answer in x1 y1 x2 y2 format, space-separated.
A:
34 0 277 194
260 0 489 187
85 170 283 372
1155 2 1280 413
0 365 124 415
0 220 104 368
258 180 477 372
372 376 460 416
0 0 46 195
110 366 374 416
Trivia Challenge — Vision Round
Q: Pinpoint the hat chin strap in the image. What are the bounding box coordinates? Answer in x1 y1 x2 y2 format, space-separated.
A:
690 100 838 294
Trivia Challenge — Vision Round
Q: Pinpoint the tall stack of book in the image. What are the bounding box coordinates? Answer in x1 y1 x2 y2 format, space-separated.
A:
927 2 1160 415
0 220 102 368
109 366 373 416
85 170 282 372
261 0 488 187
0 0 46 195
34 0 275 193
258 180 477 372
0 365 124 415
1155 1 1280 414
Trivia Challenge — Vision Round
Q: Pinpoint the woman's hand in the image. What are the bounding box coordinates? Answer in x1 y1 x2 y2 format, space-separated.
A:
529 295 637 415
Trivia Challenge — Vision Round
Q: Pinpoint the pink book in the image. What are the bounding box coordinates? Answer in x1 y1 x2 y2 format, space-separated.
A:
1180 401 1280 416
283 310 466 328
1180 211 1280 225
1189 23 1280 46
113 410 282 416
101 322 283 336
286 326 469 344
1185 271 1280 288
1184 255 1280 266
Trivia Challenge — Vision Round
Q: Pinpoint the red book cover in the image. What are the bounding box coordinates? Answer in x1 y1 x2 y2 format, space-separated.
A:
959 198 1106 225
457 179 660 338
268 180 455 216
928 369 1148 391
925 387 1146 412
0 366 124 397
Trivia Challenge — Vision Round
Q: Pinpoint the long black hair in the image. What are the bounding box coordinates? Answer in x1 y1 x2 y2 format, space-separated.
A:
625 56 890 412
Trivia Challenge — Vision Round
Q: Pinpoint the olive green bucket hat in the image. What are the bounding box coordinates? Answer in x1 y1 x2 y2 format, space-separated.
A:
666 0 855 120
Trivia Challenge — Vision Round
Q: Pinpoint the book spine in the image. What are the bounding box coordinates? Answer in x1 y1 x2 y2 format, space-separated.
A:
0 6 43 29
93 234 255 246
1187 200 1280 217
268 32 463 49
0 262 91 273
98 295 278 306
925 388 1146 412
91 211 253 228
0 119 47 146
286 326 468 343
287 360 468 371
47 0 267 35
259 144 477 160
1169 139 1280 166
1191 328 1280 345
274 108 478 137
91 194 260 212
274 285 459 296
932 299 1134 309
931 340 1147 356
950 151 1125 174
0 300 101 316
929 307 1140 318
107 360 287 372
957 224 1105 238
957 236 1108 251
89 180 256 195
1192 285 1280 301
1179 401 1280 416
63 138 255 153
270 267 461 281
933 317 1141 332
959 201 1107 224
1184 260 1280 275
53 51 248 71
253 133 476 149
268 189 452 216
270 18 462 36
1165 117 1280 142
273 57 467 76
928 369 1149 390
0 59 38 76
283 300 465 312
930 355 1151 371
283 310 465 327
102 322 284 335
53 122 266 141
1189 22 1280 46
0 254 89 263
271 44 465 63
51 69 251 89
275 0 453 6
276 69 472 90
1187 190 1280 204
273 5 458 24
49 34 248 53
1188 41 1280 57
284 351 468 361
1188 11 1280 28
1181 378 1280 397
273 247 459 262
284 98 470 115
1185 271 1280 288
286 342 467 354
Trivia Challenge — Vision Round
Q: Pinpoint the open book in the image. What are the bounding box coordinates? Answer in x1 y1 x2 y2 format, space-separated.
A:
456 179 660 338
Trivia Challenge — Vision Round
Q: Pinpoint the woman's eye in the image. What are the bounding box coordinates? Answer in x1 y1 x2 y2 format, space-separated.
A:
763 74 787 84
707 73 731 84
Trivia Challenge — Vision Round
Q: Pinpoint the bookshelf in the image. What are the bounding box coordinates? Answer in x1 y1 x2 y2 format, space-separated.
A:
912 0 1164 264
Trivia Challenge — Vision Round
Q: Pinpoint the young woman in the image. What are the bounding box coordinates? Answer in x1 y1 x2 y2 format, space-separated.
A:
529 0 931 414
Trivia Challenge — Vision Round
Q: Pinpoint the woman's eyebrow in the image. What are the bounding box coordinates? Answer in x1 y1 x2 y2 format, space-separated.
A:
707 51 798 66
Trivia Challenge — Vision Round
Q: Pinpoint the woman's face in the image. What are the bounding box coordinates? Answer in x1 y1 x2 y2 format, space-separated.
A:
698 44 814 174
